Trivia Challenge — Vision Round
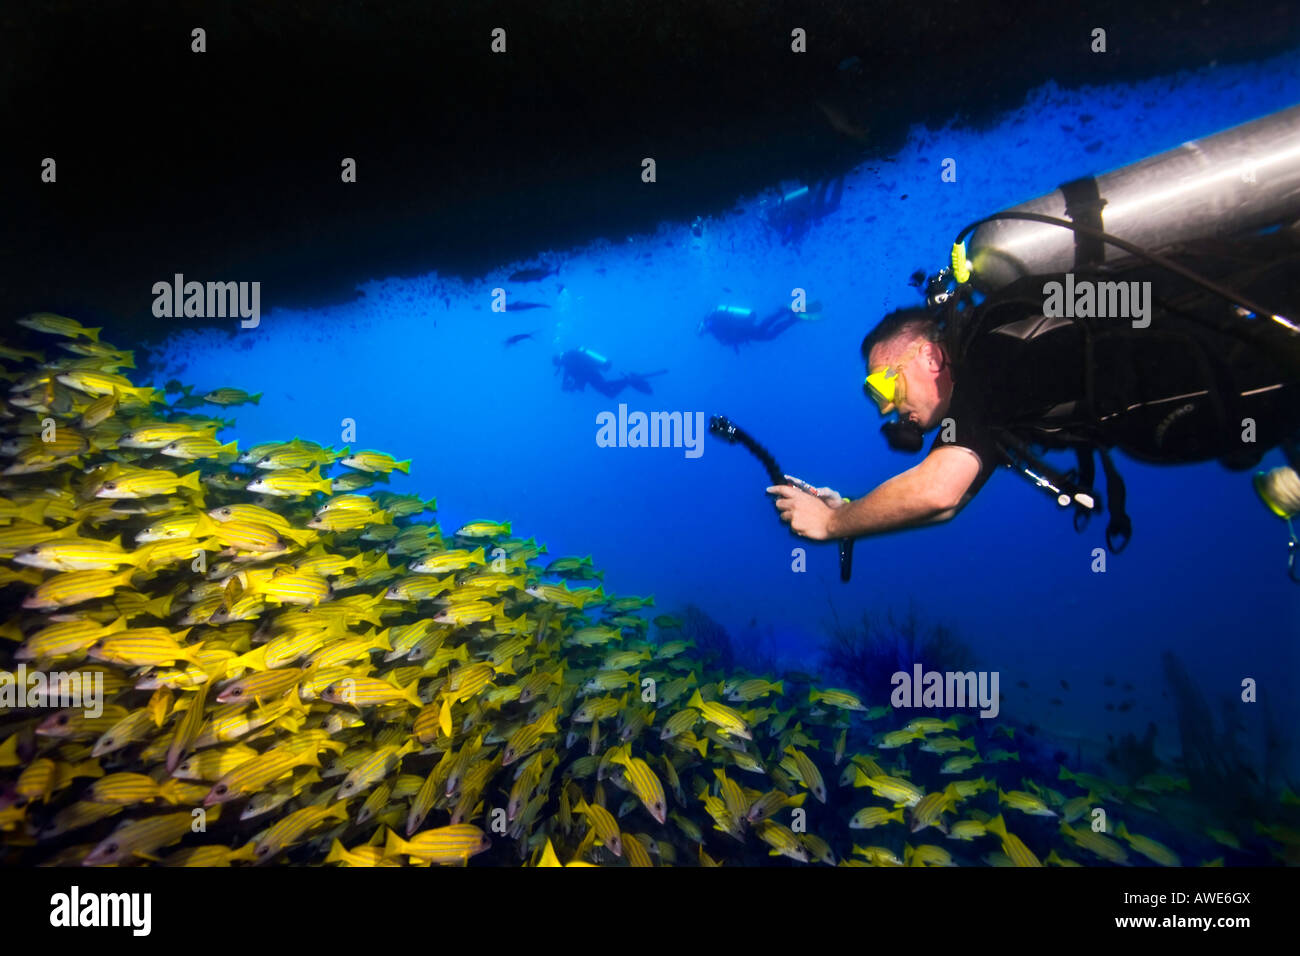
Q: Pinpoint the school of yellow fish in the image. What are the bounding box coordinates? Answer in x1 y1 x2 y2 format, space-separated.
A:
0 313 1293 867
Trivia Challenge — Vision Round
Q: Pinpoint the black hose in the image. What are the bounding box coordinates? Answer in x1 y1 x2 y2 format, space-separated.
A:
708 415 853 582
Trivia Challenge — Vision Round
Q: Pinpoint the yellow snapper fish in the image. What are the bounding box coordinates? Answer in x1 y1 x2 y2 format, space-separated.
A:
1115 821 1181 866
245 466 332 497
339 450 411 474
18 312 102 341
383 825 491 865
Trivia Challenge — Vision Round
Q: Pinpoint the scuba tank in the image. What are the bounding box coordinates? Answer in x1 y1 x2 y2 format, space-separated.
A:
965 104 1300 293
699 305 756 335
574 347 611 370
915 104 1300 577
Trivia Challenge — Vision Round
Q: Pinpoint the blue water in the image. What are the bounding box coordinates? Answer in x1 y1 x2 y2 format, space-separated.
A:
153 51 1300 777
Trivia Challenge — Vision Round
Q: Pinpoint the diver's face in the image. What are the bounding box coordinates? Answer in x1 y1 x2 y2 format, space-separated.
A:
868 340 948 430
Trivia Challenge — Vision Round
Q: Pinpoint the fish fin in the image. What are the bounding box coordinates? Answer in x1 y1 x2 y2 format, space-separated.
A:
439 698 453 737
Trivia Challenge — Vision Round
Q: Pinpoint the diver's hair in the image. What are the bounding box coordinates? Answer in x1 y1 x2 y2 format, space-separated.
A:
860 308 942 361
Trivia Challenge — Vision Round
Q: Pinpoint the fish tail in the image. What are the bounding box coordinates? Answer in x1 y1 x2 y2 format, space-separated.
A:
383 827 407 859
325 839 347 865
396 459 411 474
250 392 262 405
84 327 102 342
19 499 49 524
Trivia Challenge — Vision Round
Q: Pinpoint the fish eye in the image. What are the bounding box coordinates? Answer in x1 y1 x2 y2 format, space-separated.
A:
106 842 119 854
56 714 68 725
103 482 116 490
230 688 243 697
102 737 114 746
214 784 227 795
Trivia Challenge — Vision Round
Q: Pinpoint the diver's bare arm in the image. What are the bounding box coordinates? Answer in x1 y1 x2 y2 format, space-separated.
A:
826 446 982 537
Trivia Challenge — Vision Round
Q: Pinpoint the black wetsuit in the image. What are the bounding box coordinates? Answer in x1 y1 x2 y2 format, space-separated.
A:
554 350 665 397
763 177 845 245
935 233 1300 499
702 308 807 352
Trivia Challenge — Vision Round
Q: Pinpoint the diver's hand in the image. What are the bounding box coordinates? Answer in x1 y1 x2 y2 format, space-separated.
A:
781 474 845 509
815 487 845 508
767 484 835 541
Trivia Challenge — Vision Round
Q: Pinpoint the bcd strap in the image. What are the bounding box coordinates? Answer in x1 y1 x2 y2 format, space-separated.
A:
1059 177 1108 271
1097 447 1132 552
1073 446 1097 532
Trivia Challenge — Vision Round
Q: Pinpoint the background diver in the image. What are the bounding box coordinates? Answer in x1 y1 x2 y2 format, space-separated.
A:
699 301 824 352
759 175 845 245
553 347 667 397
769 226 1300 560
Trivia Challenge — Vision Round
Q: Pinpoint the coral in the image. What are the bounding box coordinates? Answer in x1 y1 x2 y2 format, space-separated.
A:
1105 721 1161 783
679 604 734 670
1161 650 1266 818
819 604 978 695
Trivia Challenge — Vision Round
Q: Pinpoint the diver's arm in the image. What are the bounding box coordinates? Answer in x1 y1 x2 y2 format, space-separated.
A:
826 445 982 536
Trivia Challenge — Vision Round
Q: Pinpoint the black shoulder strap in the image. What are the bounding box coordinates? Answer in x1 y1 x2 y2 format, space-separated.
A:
1096 447 1131 553
1059 177 1108 270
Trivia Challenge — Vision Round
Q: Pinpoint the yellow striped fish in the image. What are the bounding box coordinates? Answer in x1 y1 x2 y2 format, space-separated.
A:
987 813 1042 867
204 746 321 806
253 802 350 863
574 799 622 857
383 825 491 865
83 811 202 865
687 689 751 740
610 744 667 823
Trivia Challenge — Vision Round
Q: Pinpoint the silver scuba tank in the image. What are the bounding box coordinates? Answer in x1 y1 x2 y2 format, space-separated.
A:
576 347 611 369
967 104 1300 292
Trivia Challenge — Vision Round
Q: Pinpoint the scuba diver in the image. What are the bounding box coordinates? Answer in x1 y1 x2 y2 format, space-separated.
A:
768 104 1300 580
699 302 824 352
760 176 845 245
553 347 666 397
